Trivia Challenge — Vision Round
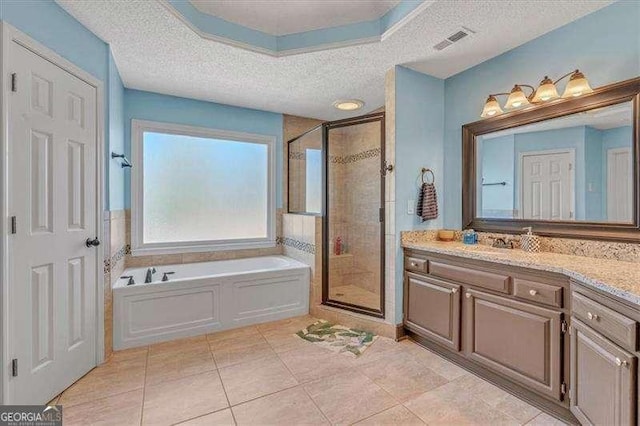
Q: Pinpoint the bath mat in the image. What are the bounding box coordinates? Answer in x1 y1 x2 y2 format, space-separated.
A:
295 320 377 357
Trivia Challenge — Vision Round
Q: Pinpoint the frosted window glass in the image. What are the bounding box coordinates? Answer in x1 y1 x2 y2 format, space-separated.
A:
305 149 322 214
143 131 269 244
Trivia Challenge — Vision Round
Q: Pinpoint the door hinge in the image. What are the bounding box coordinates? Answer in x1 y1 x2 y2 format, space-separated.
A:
560 382 567 396
561 320 568 334
11 359 18 377
379 207 385 223
11 73 17 92
569 211 574 219
10 216 17 234
568 163 573 171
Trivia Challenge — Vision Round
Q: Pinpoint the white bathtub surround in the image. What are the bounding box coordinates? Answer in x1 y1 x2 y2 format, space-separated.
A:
113 256 310 349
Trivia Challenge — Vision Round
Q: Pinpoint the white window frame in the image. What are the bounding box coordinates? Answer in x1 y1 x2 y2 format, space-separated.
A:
131 119 276 256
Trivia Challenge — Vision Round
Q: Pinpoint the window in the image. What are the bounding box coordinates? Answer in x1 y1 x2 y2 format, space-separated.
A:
305 148 322 214
131 120 276 255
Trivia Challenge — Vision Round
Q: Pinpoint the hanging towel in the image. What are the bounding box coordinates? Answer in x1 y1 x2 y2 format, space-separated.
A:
416 182 438 221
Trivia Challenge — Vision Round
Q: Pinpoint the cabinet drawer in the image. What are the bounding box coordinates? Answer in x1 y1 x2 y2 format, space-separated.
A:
572 292 638 351
429 261 511 294
514 278 563 308
404 256 428 273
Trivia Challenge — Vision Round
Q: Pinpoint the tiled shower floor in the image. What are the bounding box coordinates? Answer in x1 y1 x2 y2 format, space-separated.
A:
51 315 567 425
330 285 380 310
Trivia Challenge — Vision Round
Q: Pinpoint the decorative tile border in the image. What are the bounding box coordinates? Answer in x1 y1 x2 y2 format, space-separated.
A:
281 237 316 254
289 151 306 160
104 244 131 274
330 147 381 164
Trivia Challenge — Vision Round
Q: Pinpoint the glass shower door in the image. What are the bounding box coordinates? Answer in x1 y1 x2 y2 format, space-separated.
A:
323 112 385 317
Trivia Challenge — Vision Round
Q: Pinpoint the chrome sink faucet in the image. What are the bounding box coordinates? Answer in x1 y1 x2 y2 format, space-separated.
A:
145 267 157 283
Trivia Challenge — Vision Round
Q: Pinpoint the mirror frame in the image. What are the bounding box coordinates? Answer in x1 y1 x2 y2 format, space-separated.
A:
462 77 640 242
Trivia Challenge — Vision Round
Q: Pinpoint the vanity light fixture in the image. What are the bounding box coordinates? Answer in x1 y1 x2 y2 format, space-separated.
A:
505 84 535 109
480 69 593 118
333 99 364 111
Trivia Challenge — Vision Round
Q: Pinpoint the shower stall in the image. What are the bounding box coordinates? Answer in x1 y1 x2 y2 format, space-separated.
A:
288 112 386 317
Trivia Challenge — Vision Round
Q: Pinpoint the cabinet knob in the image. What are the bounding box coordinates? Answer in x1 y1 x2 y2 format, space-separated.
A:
411 262 417 267
615 357 628 367
465 293 471 299
451 288 458 294
587 312 599 321
529 289 538 296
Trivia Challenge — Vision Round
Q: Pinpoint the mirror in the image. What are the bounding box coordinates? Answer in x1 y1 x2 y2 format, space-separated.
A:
476 102 634 223
462 77 640 242
288 126 322 214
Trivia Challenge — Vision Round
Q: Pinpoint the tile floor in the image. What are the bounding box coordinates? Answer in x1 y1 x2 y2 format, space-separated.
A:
51 315 567 425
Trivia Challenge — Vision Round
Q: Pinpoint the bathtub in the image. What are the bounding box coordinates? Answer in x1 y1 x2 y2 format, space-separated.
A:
113 256 310 350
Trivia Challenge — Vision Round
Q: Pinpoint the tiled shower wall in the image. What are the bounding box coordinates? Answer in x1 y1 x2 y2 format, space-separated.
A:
103 209 127 360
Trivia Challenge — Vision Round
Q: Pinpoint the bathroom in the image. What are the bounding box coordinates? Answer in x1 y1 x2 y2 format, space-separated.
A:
0 0 639 424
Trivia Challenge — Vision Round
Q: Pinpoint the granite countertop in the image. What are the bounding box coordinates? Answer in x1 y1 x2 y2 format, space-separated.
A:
403 240 640 306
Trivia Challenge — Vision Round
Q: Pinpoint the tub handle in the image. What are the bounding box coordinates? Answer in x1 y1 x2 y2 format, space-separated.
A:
162 272 175 282
121 275 135 286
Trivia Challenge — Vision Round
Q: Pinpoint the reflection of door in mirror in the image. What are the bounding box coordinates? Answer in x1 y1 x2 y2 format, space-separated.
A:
521 150 574 220
607 147 632 222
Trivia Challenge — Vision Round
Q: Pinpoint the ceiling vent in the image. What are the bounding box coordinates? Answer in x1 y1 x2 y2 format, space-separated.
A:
433 26 475 51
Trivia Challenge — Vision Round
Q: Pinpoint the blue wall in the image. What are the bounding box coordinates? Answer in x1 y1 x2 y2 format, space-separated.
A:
0 0 122 209
479 135 515 217
108 51 125 210
443 0 640 228
123 89 284 209
394 66 444 322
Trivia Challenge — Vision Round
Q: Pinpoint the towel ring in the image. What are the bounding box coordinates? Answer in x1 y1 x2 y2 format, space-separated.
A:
421 168 435 184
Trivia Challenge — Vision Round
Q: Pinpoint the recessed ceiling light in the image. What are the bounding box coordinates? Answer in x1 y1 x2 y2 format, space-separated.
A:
333 99 364 111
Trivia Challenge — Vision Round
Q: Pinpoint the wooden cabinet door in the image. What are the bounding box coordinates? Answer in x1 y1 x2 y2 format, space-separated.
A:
463 289 563 400
570 319 637 426
405 273 461 351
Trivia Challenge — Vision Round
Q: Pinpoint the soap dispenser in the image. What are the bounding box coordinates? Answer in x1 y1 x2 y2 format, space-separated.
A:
520 227 541 253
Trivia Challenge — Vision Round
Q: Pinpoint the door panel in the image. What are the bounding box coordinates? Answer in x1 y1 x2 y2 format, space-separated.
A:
464 289 563 400
406 273 461 351
9 41 98 404
323 114 385 317
607 147 633 223
522 151 573 220
570 319 637 426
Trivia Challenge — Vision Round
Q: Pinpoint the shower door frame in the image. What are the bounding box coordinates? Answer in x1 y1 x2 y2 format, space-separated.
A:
322 112 386 318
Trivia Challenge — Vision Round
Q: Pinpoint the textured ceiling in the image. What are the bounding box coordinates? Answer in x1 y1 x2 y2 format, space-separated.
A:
56 0 612 120
190 0 400 36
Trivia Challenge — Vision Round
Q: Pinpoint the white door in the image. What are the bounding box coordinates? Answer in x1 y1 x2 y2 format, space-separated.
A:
607 147 633 223
521 151 574 220
8 41 98 403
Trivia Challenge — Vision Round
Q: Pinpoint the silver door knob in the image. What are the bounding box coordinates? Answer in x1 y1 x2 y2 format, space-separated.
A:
85 237 100 247
587 312 599 321
615 357 628 367
529 289 538 296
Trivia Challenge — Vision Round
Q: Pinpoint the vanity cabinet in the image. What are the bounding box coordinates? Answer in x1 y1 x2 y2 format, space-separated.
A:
405 273 461 351
570 319 637 426
464 289 563 400
403 248 640 426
